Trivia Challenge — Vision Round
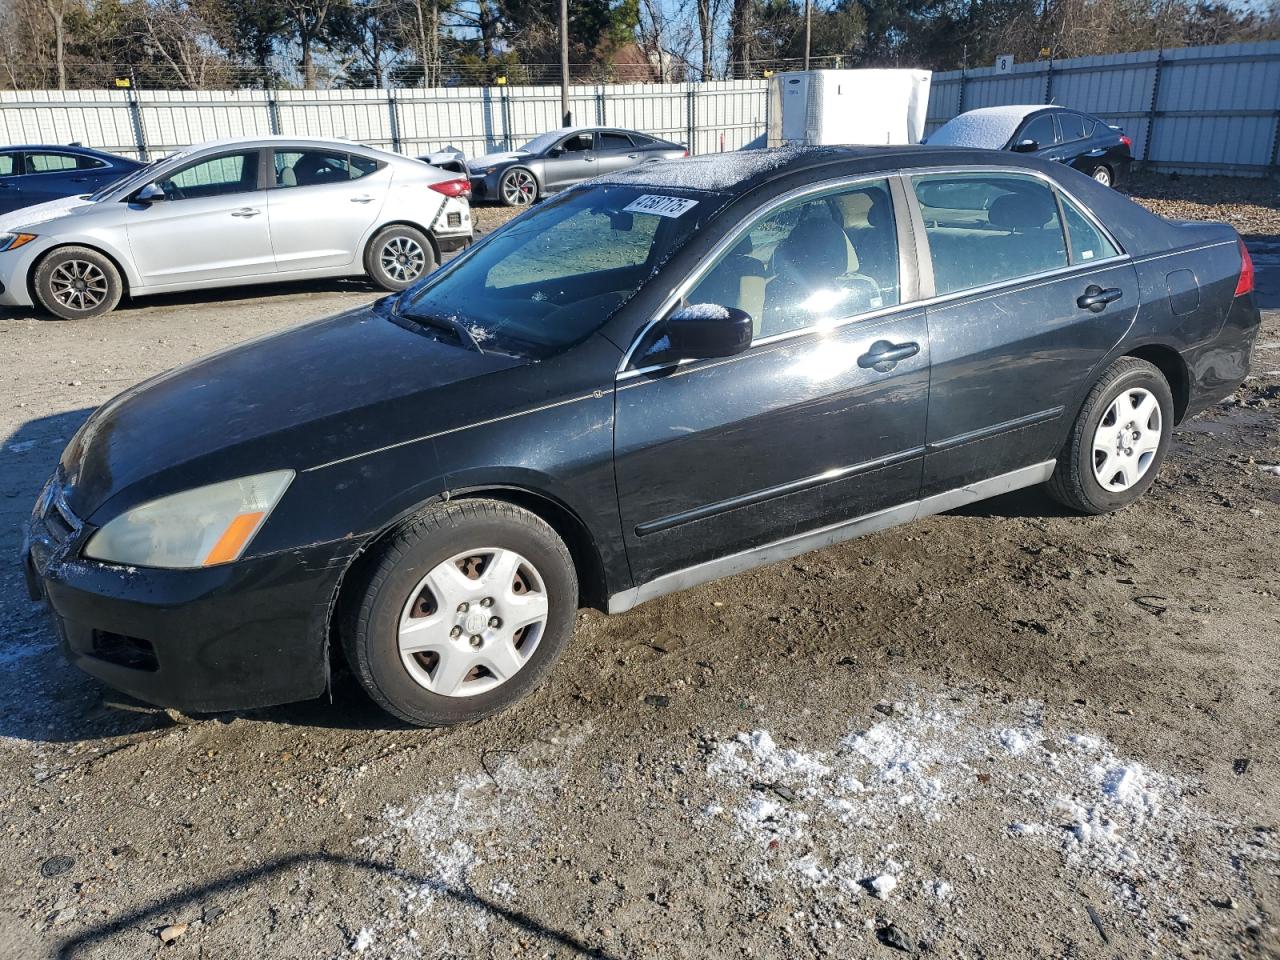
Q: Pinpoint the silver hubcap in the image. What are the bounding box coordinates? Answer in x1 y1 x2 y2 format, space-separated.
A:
1093 167 1111 185
1092 387 1161 492
379 237 426 283
502 170 536 205
49 260 107 311
397 548 549 698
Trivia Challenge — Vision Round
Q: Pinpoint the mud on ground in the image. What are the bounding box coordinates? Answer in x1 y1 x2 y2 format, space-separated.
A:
0 177 1277 960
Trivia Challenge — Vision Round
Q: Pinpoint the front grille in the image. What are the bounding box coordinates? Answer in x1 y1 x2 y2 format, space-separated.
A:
43 488 82 546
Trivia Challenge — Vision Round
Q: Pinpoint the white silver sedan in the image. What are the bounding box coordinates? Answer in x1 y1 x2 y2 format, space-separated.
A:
0 135 473 319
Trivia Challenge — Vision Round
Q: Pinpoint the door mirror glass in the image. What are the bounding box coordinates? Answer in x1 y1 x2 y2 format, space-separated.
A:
136 182 165 203
1012 139 1039 153
659 304 753 361
547 147 563 157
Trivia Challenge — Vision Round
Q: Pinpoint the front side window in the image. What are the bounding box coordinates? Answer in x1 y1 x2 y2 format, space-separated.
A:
158 151 258 200
274 149 373 188
560 133 593 153
399 184 719 356
913 173 1068 295
0 153 15 176
1018 113 1057 148
686 178 899 339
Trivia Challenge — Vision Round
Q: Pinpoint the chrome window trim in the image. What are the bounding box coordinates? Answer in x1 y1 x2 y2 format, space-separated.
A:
615 163 1127 380
615 171 906 377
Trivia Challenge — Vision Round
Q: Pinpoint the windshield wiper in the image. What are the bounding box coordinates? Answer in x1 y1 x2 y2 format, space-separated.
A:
395 305 484 353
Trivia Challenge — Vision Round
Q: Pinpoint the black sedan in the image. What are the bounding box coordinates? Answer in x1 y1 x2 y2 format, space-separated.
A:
468 126 687 206
23 146 1259 726
0 144 143 216
927 106 1133 187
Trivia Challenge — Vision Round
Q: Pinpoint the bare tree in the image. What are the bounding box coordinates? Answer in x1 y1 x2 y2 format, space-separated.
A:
43 0 71 88
135 0 232 89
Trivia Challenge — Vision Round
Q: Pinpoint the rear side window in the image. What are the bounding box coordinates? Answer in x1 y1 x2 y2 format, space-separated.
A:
599 132 633 151
26 152 82 173
1018 113 1057 148
913 173 1068 295
274 150 374 187
1060 194 1119 263
1058 113 1086 142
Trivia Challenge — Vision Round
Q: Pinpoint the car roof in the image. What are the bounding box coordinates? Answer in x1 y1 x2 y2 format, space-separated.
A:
596 144 1035 194
0 144 132 157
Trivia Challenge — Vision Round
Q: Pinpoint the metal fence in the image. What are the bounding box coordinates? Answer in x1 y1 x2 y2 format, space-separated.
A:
927 40 1280 177
1 40 1278 177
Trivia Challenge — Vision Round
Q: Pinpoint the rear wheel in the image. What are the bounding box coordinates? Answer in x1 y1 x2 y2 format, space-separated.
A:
365 224 436 291
1047 357 1173 514
342 499 578 727
499 167 538 207
1091 164 1113 187
33 246 122 319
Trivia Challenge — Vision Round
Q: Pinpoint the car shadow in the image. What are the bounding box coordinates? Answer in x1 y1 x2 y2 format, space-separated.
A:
52 850 621 959
945 484 1077 519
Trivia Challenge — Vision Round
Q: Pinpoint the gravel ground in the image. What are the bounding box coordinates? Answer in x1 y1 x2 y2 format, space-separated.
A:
0 176 1277 960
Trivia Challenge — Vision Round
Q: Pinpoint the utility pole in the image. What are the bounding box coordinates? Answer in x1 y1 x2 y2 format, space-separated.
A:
803 0 812 70
560 0 571 126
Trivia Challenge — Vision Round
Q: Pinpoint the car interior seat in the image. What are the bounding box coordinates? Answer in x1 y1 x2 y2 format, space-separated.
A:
278 166 298 188
986 191 1067 278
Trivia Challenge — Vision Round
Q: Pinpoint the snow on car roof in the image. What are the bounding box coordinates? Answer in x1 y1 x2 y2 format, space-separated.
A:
597 145 817 192
926 105 1050 149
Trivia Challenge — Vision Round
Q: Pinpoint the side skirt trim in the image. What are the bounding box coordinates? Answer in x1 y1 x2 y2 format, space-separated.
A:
607 460 1056 614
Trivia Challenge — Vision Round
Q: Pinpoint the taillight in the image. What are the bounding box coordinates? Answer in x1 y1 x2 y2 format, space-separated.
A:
1119 134 1132 149
429 177 471 198
1235 238 1255 297
681 150 689 158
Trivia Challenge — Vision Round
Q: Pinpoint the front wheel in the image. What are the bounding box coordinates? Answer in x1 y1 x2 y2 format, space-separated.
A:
1047 357 1173 514
499 167 538 207
33 246 123 319
342 499 578 727
365 224 436 291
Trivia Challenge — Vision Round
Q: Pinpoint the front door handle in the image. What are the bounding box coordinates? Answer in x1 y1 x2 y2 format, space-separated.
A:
627 153 639 159
350 195 375 204
1077 285 1123 312
858 339 920 371
230 207 261 218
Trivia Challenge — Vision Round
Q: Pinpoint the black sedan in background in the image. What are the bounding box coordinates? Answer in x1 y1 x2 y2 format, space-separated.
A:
468 126 687 206
0 144 142 215
24 146 1258 728
927 106 1133 187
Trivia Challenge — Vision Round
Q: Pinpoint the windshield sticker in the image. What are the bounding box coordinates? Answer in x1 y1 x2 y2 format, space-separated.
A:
623 194 699 218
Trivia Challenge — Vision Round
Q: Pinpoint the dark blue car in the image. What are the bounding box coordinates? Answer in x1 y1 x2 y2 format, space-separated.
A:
0 144 143 216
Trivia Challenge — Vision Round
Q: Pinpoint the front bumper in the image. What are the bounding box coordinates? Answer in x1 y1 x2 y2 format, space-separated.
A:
23 481 355 713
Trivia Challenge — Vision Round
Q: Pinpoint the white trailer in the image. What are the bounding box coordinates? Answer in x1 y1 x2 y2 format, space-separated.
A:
767 69 933 147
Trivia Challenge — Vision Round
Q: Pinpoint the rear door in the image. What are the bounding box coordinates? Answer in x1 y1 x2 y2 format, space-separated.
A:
265 148 387 272
613 177 930 586
543 132 596 191
594 131 641 176
124 149 275 286
910 171 1138 496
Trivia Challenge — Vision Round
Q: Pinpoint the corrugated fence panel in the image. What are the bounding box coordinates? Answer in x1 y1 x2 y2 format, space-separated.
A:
1 45 1277 175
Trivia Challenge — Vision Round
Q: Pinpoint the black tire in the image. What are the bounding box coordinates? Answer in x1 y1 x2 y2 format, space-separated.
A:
498 167 538 207
1090 164 1114 188
33 246 123 320
364 224 436 291
1047 357 1174 515
342 499 578 727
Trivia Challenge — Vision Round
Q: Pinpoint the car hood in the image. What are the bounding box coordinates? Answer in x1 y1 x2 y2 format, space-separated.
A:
60 303 525 520
0 195 98 232
467 151 530 172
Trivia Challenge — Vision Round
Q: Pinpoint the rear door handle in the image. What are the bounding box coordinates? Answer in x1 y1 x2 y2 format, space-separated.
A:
350 195 374 204
1077 285 1123 312
230 207 261 218
858 339 920 371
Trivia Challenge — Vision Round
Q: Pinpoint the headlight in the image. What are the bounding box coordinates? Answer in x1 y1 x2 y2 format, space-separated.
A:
0 232 36 252
84 470 294 569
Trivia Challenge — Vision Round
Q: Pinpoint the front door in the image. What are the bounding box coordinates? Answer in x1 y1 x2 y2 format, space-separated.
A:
544 132 596 191
0 152 22 214
266 148 387 272
614 177 930 585
910 171 1138 496
124 150 275 287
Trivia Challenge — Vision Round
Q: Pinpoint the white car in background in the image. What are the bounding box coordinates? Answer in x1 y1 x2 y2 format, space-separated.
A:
0 135 473 319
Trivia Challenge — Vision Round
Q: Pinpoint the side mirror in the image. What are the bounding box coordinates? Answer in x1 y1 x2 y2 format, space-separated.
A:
548 147 563 158
1011 139 1039 153
135 182 165 203
661 303 753 361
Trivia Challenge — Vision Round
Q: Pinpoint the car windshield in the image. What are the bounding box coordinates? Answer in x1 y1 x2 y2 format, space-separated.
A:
398 184 721 357
88 154 176 201
516 131 565 155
